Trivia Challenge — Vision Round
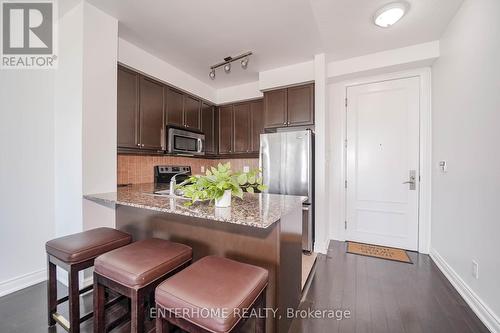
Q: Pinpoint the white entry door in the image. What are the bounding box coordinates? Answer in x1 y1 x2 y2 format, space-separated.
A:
346 77 420 251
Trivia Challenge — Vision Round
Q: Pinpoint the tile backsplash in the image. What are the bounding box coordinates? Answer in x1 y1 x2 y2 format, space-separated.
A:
117 154 259 185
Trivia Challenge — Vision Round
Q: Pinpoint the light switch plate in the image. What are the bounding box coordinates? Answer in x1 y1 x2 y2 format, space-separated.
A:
439 161 447 173
201 166 205 173
243 166 250 173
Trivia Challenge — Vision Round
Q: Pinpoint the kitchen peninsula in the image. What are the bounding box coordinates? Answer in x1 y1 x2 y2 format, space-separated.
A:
85 184 306 333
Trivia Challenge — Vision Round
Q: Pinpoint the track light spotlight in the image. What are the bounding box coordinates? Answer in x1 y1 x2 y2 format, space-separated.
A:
241 57 249 69
223 63 231 73
209 69 215 80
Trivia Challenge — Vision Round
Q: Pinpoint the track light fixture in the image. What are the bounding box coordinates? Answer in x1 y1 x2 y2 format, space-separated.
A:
209 51 252 80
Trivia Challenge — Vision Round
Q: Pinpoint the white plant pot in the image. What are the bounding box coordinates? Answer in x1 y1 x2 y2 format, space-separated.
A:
215 189 232 208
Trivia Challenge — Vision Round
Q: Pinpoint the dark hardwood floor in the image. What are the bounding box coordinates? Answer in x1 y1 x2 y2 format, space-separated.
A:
291 241 489 333
0 240 489 333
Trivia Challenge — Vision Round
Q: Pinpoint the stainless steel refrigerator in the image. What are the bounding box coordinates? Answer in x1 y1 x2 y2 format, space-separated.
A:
259 130 314 252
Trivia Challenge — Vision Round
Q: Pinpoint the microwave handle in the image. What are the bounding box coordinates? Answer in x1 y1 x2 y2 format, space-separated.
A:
197 138 203 153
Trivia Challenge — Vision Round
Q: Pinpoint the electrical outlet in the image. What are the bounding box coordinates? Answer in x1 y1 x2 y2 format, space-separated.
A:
243 166 250 173
201 166 205 173
472 261 479 279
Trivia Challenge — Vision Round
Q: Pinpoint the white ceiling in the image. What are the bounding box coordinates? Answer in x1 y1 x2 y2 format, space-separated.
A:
87 0 463 88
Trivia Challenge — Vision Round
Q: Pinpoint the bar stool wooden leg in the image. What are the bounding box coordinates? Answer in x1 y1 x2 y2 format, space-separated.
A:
131 289 145 333
68 267 80 333
47 255 57 326
93 274 106 333
255 288 267 333
155 314 166 333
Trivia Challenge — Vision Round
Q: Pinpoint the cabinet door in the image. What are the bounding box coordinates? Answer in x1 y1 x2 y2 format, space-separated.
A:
264 88 287 128
139 77 164 150
201 102 216 155
233 103 251 153
183 95 201 129
250 100 264 153
218 105 233 154
287 83 314 126
166 88 184 127
117 66 139 149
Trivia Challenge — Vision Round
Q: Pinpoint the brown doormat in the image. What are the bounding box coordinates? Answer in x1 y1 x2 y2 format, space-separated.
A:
346 241 412 264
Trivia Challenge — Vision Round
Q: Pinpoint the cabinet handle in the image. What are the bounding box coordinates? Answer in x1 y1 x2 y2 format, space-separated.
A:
137 143 141 147
283 121 286 125
141 144 145 147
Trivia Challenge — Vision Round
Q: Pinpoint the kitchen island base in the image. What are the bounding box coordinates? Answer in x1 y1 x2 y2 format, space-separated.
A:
115 204 302 333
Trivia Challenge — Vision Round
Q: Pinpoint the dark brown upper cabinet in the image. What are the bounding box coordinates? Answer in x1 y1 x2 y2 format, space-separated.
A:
250 100 264 153
287 84 314 126
233 103 251 153
183 95 201 130
117 66 139 149
263 83 314 128
166 88 184 127
218 105 233 155
139 77 164 150
201 102 216 155
264 89 287 128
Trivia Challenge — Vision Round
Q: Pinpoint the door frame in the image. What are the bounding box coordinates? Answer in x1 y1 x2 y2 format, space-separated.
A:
329 68 431 254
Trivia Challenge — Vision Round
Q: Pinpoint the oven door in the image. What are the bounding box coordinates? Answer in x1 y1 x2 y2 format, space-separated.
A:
167 127 205 155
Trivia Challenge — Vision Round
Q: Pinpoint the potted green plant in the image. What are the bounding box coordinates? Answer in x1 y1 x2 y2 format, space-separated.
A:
178 162 243 207
177 163 267 207
235 168 267 193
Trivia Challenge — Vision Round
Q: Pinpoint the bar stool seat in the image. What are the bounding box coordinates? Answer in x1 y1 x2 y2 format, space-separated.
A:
94 238 193 289
46 227 132 263
46 227 132 333
155 256 268 333
93 238 192 333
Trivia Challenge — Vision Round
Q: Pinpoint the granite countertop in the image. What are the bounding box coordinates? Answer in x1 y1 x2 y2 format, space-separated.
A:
84 183 306 229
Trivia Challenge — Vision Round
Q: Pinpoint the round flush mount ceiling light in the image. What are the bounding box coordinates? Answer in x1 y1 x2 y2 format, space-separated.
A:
374 2 409 28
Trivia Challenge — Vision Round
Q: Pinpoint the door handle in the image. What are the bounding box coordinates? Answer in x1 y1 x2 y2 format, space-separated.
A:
403 170 416 190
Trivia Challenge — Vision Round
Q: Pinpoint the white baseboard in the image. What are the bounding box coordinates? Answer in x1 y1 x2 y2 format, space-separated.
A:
430 249 500 333
0 269 46 298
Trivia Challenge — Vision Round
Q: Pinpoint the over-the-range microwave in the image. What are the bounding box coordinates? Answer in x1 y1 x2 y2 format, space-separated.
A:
165 125 205 156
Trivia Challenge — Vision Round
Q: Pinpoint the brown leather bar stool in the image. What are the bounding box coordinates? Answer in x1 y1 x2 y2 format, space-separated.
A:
93 238 192 333
155 256 268 333
45 227 132 333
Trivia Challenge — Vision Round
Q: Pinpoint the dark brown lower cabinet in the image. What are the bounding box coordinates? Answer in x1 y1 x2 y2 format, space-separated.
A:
218 105 233 154
201 103 216 155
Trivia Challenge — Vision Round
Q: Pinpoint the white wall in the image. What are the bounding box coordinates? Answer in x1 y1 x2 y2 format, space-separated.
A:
259 60 314 91
0 70 55 296
216 81 262 105
82 2 118 230
431 0 500 331
327 41 440 81
118 38 216 103
54 2 84 238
